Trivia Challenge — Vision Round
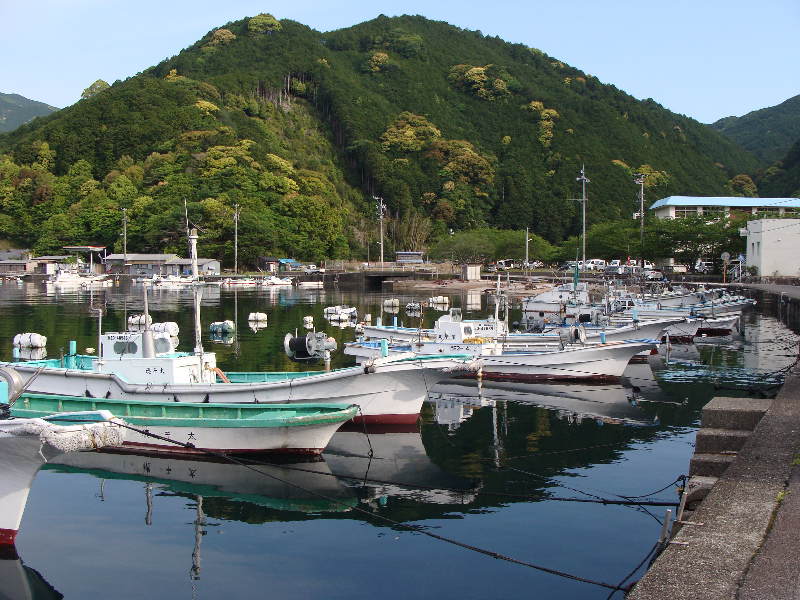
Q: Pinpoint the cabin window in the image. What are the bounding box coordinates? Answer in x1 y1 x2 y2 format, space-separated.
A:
463 326 473 336
113 341 138 355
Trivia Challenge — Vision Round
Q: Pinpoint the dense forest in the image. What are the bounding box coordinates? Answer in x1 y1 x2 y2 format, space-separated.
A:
712 94 800 164
0 14 768 265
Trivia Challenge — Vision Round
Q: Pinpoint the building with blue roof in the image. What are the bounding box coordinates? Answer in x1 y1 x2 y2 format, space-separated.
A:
649 196 800 219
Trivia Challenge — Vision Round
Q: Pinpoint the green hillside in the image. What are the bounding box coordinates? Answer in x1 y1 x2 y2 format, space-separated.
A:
0 93 59 133
758 138 800 198
0 14 761 264
711 94 800 164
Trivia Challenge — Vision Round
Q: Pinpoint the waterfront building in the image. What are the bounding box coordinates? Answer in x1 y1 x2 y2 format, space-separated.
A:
743 218 800 278
649 196 800 220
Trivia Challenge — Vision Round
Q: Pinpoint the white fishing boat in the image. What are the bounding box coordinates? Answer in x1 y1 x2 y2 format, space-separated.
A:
0 333 474 425
46 271 112 288
262 275 293 286
221 277 260 286
0 410 124 546
346 336 656 381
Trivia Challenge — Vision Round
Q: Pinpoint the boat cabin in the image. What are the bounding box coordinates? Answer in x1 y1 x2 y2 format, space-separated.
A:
95 331 218 385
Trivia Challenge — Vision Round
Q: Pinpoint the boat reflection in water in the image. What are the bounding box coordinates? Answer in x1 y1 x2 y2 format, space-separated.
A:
45 451 357 514
323 424 479 505
0 547 62 600
429 378 657 429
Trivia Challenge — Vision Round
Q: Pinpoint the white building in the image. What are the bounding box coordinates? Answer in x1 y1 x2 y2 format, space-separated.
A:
649 196 800 219
744 219 800 277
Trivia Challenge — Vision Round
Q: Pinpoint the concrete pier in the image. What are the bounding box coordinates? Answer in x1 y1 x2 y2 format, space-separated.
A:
628 366 800 599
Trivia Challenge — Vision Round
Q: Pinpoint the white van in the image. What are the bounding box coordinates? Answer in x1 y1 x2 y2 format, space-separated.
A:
585 259 607 271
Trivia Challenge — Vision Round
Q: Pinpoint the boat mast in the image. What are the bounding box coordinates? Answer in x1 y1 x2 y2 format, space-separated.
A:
633 173 646 268
141 284 156 358
193 287 204 359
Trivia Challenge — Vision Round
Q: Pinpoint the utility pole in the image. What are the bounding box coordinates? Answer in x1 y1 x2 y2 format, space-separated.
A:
633 173 646 268
574 165 590 267
374 196 386 269
525 227 533 268
233 203 240 275
122 207 128 274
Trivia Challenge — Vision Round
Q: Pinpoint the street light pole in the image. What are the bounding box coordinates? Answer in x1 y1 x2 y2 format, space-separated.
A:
575 165 590 267
633 173 646 267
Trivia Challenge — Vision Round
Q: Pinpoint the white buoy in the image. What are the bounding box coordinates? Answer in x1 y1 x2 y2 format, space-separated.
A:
13 333 47 348
127 314 152 326
151 322 180 336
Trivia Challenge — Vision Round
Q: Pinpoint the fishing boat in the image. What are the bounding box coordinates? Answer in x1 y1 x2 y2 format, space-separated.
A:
46 270 112 288
262 275 293 286
0 324 474 425
0 409 124 546
7 393 359 455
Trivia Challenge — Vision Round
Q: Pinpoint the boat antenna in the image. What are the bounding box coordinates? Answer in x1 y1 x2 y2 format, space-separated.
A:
141 283 156 358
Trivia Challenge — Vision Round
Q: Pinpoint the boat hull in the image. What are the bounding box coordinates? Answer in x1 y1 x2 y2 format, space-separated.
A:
0 416 123 545
10 396 359 455
2 357 470 425
477 341 656 381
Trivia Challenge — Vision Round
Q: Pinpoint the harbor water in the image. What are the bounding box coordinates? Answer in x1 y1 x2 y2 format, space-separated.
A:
0 281 796 599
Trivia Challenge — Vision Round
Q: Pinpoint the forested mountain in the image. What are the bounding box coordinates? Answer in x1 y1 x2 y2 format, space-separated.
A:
711 94 800 164
0 14 761 264
0 93 58 133
758 138 800 198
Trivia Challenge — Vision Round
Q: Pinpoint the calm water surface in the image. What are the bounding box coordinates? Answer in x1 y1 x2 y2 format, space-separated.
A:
1 281 796 599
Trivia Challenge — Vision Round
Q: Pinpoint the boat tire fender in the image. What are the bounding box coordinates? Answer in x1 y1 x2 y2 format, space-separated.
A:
364 364 376 374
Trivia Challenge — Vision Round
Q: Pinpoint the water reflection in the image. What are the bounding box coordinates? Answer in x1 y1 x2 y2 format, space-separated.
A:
45 452 357 514
0 548 61 600
2 283 799 599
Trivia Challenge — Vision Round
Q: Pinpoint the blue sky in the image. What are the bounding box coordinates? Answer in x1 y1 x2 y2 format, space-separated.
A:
1 0 798 123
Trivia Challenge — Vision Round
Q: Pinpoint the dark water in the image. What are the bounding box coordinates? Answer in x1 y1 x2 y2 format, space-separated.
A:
1 281 796 599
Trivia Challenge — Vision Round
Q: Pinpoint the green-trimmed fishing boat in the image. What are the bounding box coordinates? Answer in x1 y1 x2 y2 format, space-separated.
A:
7 393 359 455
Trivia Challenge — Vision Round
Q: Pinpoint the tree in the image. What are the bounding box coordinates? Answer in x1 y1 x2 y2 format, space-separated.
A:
81 79 110 100
248 13 282 34
726 174 758 197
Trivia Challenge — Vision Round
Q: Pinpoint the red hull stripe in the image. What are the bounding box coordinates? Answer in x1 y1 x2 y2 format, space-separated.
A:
350 413 420 426
0 528 17 546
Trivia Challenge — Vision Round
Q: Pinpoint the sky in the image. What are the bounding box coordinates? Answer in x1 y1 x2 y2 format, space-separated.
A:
1 0 798 123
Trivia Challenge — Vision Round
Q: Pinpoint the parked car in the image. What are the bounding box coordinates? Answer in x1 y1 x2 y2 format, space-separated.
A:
302 264 324 274
645 269 665 280
584 259 607 271
694 260 714 274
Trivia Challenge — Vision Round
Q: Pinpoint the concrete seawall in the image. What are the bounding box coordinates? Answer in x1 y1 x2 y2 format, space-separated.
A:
628 284 800 599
